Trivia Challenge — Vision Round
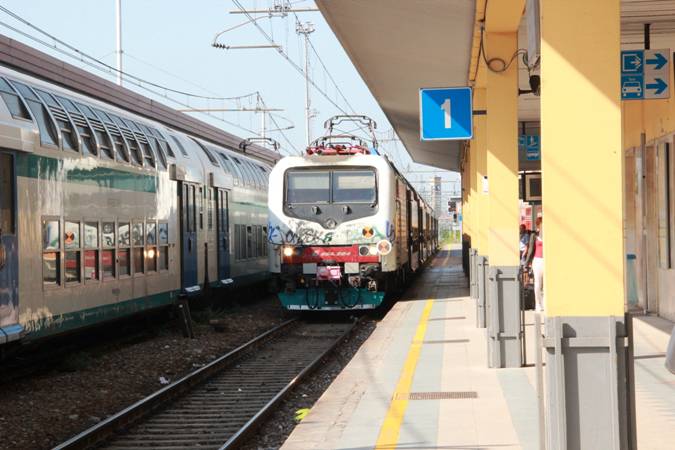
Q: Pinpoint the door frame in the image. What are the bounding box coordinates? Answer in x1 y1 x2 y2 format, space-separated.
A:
0 150 22 343
216 188 232 285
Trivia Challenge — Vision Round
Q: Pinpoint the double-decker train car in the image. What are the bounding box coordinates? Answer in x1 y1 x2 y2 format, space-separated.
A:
267 116 437 311
0 44 277 347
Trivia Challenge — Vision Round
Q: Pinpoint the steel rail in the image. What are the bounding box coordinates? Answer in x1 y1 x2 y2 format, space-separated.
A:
52 319 298 450
53 317 359 450
219 318 359 449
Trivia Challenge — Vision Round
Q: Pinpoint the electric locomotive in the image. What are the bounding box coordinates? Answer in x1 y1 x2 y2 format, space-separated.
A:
268 116 437 311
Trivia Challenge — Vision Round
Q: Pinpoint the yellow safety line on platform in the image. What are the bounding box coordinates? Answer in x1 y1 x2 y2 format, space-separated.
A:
375 299 434 449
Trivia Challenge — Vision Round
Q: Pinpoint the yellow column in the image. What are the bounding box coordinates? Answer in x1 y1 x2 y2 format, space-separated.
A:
485 33 519 267
463 145 473 240
541 0 624 317
474 88 489 256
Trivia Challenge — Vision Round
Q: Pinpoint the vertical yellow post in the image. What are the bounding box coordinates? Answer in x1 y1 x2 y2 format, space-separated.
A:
486 33 519 267
463 147 473 241
474 88 489 256
541 0 624 317
541 1 631 448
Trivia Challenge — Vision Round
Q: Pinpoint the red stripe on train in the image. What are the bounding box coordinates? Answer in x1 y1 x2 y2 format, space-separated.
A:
283 245 379 264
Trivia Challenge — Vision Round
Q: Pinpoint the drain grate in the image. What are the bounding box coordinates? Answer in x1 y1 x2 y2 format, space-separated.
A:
395 391 478 400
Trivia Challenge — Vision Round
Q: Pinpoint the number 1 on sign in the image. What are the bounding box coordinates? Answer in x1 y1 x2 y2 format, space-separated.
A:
441 98 452 129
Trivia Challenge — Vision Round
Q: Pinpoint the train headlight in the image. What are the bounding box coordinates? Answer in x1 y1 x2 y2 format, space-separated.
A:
376 240 392 256
283 246 294 257
368 245 378 256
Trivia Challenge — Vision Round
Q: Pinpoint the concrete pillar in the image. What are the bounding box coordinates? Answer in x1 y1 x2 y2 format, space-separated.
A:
485 31 521 367
540 0 634 448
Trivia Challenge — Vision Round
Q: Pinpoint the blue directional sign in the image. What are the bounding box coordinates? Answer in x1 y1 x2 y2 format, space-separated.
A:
621 49 670 100
419 87 473 141
519 135 540 161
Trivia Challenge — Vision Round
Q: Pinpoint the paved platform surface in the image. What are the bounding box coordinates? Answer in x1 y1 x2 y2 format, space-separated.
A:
281 249 675 450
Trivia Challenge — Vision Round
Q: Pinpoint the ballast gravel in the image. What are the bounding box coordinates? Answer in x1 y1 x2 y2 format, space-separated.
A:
0 294 285 450
239 318 377 450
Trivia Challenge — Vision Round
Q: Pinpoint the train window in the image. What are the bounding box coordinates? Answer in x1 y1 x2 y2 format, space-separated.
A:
112 115 142 165
94 109 129 162
244 160 263 190
191 138 219 167
11 81 58 147
170 135 189 158
42 219 61 286
64 221 81 284
256 225 264 257
35 90 78 152
132 222 144 246
256 165 269 189
146 221 157 273
286 170 330 204
239 224 244 260
158 223 169 245
262 226 268 256
102 249 115 279
0 78 30 120
207 189 213 230
118 222 131 277
84 249 98 282
158 222 169 271
332 170 376 203
219 153 241 186
140 125 167 169
57 96 97 156
246 226 253 259
101 221 115 280
84 222 98 248
76 104 113 159
127 121 156 168
132 221 144 275
231 157 252 187
149 128 175 158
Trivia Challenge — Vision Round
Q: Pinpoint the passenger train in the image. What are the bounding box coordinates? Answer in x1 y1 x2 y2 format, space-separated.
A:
268 116 438 311
0 62 276 347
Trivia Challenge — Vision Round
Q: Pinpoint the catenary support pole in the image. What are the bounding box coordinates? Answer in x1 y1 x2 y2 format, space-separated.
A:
115 0 122 86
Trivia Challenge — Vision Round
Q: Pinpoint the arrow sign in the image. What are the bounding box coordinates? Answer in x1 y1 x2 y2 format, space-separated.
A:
646 78 668 95
646 52 668 70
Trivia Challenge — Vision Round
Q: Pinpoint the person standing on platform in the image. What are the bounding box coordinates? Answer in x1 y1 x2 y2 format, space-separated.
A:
526 217 544 312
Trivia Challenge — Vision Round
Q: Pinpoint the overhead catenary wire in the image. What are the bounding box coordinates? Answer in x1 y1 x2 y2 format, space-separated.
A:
0 5 260 103
0 7 267 136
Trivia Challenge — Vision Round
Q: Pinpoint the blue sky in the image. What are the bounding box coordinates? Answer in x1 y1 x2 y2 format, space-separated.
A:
0 0 460 202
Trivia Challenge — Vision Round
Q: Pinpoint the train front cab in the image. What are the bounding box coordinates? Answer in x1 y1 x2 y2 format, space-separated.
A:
0 150 22 345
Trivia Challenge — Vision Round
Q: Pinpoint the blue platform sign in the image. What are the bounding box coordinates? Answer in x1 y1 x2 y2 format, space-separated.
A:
519 135 540 161
621 49 670 100
419 87 473 141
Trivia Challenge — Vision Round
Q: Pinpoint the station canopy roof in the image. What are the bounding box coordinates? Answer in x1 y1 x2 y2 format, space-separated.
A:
316 0 475 172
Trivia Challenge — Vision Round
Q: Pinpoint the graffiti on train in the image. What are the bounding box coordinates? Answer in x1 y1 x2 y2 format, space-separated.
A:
268 219 396 245
268 223 334 245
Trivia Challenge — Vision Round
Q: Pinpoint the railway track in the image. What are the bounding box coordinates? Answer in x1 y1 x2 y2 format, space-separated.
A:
53 318 357 450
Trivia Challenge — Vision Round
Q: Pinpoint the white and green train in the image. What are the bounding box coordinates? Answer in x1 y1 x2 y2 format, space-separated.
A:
0 63 277 346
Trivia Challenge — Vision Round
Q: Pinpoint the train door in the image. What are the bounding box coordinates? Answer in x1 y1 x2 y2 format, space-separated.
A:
216 188 231 284
0 152 21 342
180 182 199 294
